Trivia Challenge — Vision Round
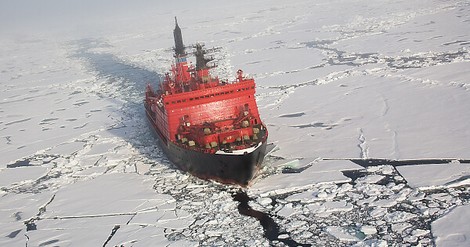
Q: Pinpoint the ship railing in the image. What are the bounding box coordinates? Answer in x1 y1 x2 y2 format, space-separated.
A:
174 123 267 154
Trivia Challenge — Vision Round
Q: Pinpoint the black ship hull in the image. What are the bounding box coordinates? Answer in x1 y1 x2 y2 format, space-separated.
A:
145 111 267 186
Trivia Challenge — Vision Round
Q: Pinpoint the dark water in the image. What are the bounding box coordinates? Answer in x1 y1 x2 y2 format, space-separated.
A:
233 191 311 247
25 222 37 231
282 165 312 174
7 159 32 168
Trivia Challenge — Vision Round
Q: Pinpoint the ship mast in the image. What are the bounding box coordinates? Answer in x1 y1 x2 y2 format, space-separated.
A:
195 43 214 70
173 17 185 57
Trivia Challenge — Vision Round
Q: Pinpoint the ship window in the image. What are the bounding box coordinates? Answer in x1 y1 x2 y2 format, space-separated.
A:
195 97 199 100
205 95 209 98
172 101 176 104
177 100 181 103
190 98 193 101
182 99 186 102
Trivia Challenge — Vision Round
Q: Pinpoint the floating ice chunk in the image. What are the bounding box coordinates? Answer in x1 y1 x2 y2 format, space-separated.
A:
392 188 412 201
250 160 357 196
392 222 412 233
432 204 470 247
205 230 223 237
326 226 361 242
370 198 396 208
278 203 296 217
250 171 349 196
306 201 353 216
352 239 388 247
356 183 388 197
397 162 470 188
369 208 387 218
412 229 429 237
286 220 308 232
257 197 272 206
360 225 377 235
278 233 289 239
317 191 328 198
384 211 417 223
286 190 316 202
135 161 151 175
319 201 354 216
356 195 377 206
357 174 385 184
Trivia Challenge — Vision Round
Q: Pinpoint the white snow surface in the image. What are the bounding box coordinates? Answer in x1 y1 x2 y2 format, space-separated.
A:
1 0 470 246
432 204 470 247
397 161 470 189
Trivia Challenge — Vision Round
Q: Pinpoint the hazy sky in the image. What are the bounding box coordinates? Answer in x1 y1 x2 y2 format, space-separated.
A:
0 0 180 38
0 0 257 41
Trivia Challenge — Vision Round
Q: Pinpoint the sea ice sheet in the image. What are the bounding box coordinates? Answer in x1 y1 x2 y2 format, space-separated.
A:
1 0 470 246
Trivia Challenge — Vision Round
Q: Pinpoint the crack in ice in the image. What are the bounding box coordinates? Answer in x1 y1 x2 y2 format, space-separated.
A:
358 128 370 159
24 194 56 232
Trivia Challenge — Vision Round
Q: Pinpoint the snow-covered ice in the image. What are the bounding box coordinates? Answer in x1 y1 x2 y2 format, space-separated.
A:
1 0 470 246
397 161 470 189
432 204 470 247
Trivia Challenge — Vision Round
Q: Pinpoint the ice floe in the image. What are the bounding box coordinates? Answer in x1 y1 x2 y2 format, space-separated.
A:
1 0 470 246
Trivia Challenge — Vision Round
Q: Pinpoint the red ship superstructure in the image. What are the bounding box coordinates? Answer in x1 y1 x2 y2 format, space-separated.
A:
144 18 268 186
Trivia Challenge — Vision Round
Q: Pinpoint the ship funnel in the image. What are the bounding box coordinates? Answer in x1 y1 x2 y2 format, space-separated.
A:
173 17 185 56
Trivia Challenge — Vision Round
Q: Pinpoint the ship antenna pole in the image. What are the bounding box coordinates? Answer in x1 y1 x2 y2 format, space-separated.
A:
173 16 185 57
